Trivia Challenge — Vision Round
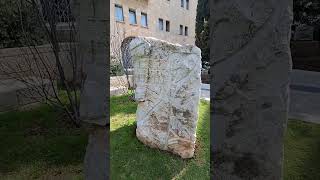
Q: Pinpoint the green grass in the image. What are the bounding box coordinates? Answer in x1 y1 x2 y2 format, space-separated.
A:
0 94 320 179
284 119 320 180
110 95 211 180
0 105 87 179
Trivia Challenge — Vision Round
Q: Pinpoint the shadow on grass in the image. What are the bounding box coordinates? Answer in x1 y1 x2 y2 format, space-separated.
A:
0 105 87 176
284 119 320 180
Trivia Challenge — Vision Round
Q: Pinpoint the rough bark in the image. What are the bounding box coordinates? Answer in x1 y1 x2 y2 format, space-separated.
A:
211 0 293 179
78 0 109 179
83 124 109 180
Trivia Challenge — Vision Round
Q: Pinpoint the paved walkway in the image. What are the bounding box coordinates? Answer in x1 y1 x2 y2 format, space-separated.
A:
110 70 320 124
200 70 320 124
200 84 210 101
289 70 320 124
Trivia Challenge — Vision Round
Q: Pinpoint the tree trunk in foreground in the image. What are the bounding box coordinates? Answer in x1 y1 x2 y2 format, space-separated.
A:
77 0 109 179
211 0 293 179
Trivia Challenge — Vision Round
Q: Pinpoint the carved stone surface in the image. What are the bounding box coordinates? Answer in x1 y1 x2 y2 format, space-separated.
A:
124 37 201 158
211 0 293 179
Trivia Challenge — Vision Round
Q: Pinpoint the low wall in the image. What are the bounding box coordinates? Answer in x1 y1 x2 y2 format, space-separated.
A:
201 70 210 84
0 77 57 112
0 44 72 111
291 41 320 71
110 75 133 87
0 43 74 81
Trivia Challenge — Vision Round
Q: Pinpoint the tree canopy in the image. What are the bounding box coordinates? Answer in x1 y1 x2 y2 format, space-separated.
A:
0 0 46 48
294 0 320 26
195 0 209 69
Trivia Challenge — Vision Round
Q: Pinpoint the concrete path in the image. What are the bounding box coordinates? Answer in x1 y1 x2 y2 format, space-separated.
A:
110 70 319 124
111 84 211 99
289 70 320 124
200 84 210 101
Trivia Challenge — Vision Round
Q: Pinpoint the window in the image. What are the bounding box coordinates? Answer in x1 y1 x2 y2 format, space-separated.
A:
129 9 137 25
166 21 170 32
115 5 124 22
186 0 189 10
179 25 183 35
159 18 164 31
181 0 184 7
185 26 188 36
141 13 148 27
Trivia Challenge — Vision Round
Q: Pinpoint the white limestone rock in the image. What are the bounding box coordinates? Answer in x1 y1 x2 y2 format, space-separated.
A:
124 37 201 158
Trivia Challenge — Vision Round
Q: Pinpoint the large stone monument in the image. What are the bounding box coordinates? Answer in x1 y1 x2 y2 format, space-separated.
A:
123 37 202 158
211 0 293 179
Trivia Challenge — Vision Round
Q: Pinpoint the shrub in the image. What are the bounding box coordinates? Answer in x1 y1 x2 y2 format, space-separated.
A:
0 0 46 48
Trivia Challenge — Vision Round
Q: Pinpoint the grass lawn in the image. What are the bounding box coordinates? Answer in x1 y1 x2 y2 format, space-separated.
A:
110 95 210 180
0 94 319 179
284 119 320 180
0 105 87 180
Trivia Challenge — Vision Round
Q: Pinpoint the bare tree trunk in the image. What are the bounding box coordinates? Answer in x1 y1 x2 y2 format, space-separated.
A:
110 22 135 97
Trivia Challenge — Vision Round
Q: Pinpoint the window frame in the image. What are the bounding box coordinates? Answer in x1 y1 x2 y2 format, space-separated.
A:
185 26 189 36
129 9 137 25
115 4 124 22
159 18 164 31
166 20 170 32
141 12 148 27
186 0 189 10
179 25 184 35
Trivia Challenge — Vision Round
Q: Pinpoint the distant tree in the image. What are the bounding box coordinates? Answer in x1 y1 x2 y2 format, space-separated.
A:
0 0 46 48
197 20 209 68
0 0 83 126
195 0 209 70
195 0 209 34
294 0 320 26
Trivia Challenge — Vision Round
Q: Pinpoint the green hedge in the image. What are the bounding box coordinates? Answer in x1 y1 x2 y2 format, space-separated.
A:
0 0 46 48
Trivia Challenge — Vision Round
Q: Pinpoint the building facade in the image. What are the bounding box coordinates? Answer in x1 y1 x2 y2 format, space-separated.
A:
110 0 198 45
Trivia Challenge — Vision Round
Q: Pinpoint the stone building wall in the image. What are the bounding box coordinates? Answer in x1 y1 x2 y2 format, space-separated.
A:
0 44 67 112
110 0 198 45
0 44 73 81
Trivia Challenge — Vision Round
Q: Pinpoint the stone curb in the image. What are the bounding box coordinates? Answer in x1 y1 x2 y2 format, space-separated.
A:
289 113 320 124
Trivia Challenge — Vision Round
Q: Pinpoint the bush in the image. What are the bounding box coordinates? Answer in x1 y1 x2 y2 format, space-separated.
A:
294 0 320 26
0 0 46 48
110 56 125 76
